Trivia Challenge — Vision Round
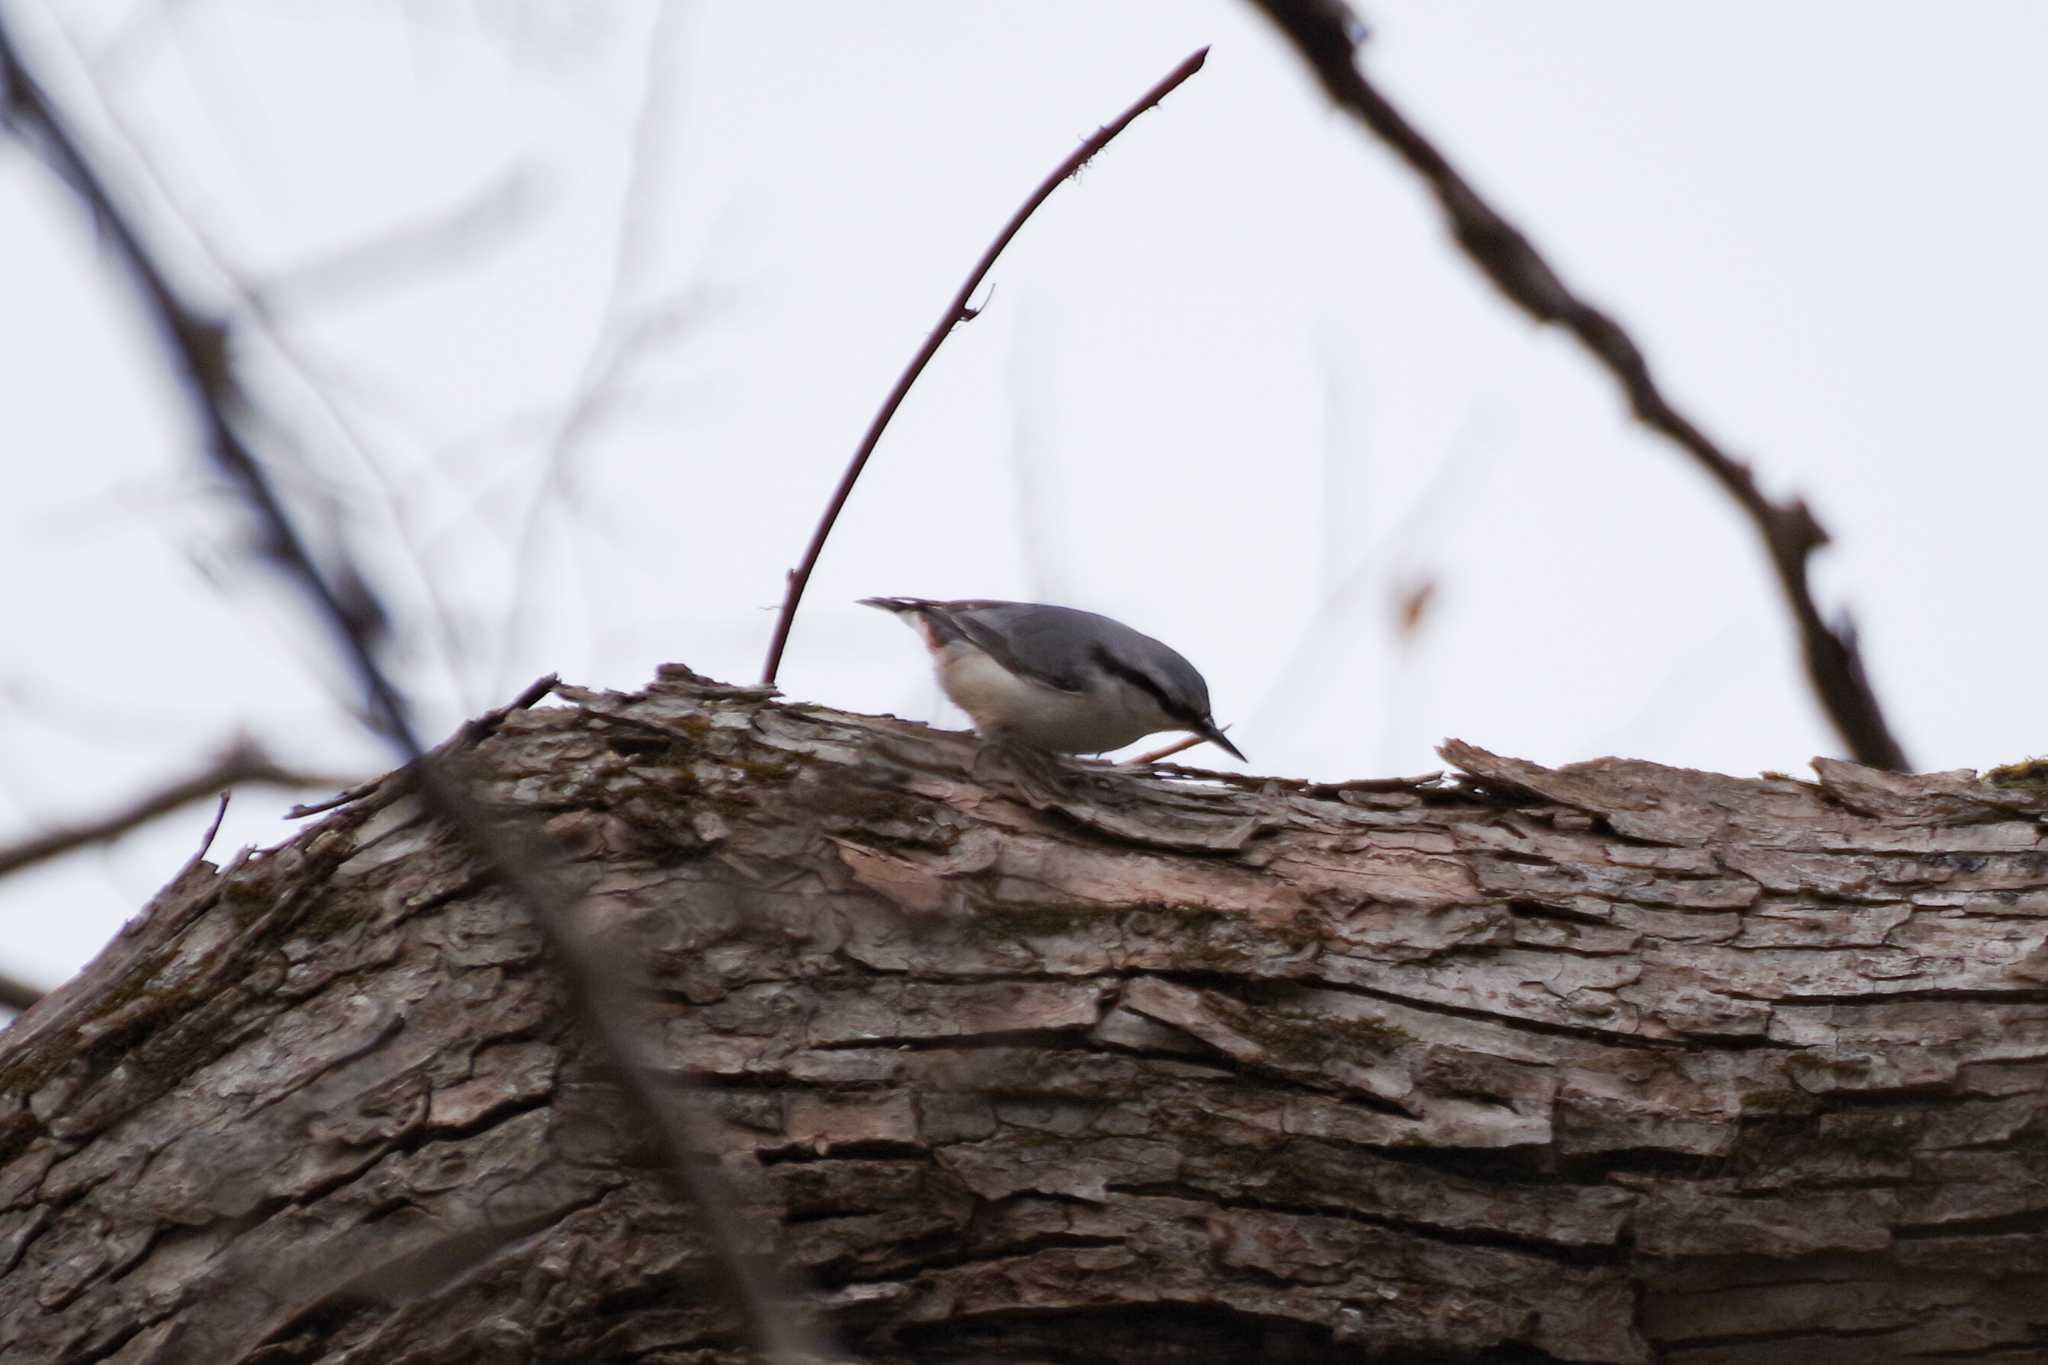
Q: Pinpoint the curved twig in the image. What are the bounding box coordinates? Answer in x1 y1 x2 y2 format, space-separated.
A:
1249 0 1909 771
759 45 1210 685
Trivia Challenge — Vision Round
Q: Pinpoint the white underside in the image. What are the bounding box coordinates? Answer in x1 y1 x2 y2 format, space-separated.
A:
934 642 1177 753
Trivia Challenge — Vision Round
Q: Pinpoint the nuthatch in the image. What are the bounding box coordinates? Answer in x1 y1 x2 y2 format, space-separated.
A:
860 597 1245 761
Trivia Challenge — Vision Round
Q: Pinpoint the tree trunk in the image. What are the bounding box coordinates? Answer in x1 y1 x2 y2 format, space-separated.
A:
4 666 2047 1364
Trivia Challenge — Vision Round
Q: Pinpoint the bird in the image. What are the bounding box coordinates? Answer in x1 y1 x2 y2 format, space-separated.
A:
860 596 1244 762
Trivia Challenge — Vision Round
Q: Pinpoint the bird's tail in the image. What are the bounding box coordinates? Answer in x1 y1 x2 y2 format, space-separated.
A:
858 596 954 649
856 596 934 616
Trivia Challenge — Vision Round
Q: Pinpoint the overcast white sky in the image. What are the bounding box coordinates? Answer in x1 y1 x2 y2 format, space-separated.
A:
6 1 2047 999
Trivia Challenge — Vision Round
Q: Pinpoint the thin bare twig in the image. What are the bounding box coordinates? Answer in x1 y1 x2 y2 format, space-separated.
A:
283 777 386 821
760 45 1210 685
0 741 342 881
182 791 231 871
144 792 241 961
0 24 830 1362
1249 0 1909 771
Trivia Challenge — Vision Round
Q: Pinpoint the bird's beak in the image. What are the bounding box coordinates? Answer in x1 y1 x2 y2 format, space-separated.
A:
1196 720 1246 763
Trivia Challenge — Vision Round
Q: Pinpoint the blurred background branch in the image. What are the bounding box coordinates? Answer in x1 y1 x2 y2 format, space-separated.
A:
1250 0 1911 772
0 14 834 1359
0 738 344 883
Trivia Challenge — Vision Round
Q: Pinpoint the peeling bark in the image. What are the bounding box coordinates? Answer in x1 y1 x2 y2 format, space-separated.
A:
4 667 2047 1363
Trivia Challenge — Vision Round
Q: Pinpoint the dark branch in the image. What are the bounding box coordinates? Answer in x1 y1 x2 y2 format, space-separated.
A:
0 24 831 1362
1248 0 1910 771
759 45 1210 685
0 967 45 1015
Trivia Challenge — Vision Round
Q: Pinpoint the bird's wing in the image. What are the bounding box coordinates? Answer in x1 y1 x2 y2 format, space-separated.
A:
937 603 1094 694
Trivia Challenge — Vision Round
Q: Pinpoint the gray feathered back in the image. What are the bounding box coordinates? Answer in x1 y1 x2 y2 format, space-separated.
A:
863 598 1214 722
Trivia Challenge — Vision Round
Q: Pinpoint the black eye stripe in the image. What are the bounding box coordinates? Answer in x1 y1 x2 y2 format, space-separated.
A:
1090 645 1203 726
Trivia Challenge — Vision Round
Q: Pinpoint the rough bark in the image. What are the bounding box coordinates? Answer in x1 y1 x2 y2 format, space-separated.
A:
4 667 2047 1364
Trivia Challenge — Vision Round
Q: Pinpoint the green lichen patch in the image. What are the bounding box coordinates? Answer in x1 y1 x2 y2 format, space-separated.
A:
1985 757 2048 790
